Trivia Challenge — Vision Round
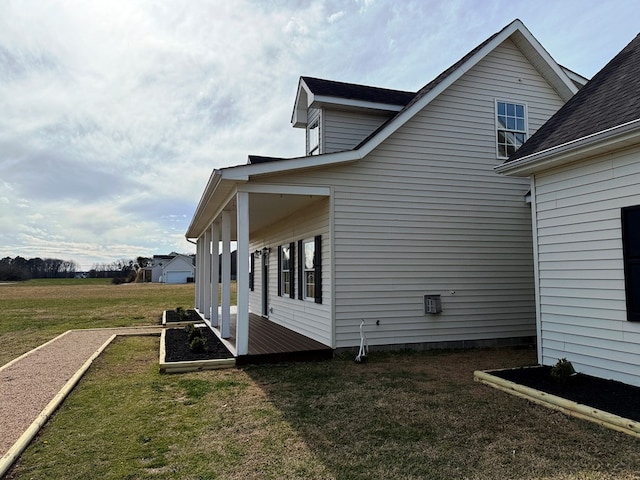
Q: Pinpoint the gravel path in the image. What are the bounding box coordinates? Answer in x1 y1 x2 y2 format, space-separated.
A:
0 327 162 458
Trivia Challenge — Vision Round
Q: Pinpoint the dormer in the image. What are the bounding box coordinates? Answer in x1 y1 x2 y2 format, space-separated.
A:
291 76 415 155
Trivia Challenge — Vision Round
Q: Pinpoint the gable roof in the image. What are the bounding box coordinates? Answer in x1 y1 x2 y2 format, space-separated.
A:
506 32 640 164
301 76 415 107
187 19 579 239
291 76 415 127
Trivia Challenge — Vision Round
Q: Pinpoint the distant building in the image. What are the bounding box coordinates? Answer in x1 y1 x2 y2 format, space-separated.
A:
151 253 195 284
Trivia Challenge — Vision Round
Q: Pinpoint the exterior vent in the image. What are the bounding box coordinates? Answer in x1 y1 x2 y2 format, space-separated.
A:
424 295 442 314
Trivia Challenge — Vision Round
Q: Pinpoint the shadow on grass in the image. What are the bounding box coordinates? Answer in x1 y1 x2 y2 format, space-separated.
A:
244 348 640 480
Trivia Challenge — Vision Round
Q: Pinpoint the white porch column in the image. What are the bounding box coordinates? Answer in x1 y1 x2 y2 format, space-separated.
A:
210 222 220 327
221 210 231 338
236 191 249 355
203 227 212 320
195 236 202 311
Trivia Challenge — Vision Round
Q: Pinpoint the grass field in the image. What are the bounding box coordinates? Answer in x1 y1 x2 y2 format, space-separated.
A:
0 278 194 366
3 280 640 479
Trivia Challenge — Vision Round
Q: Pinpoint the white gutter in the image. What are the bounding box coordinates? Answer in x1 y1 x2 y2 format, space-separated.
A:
495 118 640 176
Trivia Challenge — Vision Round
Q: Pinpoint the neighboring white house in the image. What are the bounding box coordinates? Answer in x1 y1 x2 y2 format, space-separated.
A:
186 20 586 356
151 254 195 284
496 32 640 387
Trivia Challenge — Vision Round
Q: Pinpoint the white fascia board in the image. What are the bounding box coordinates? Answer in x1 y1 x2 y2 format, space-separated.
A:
185 170 223 238
495 120 640 176
221 149 359 180
310 95 405 113
355 21 529 158
291 80 311 127
237 183 331 196
562 66 589 88
510 23 579 101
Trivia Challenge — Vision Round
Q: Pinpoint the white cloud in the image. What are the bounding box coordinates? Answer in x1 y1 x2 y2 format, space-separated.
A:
0 0 637 267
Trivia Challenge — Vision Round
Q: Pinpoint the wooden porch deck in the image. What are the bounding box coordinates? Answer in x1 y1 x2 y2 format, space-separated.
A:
211 313 333 366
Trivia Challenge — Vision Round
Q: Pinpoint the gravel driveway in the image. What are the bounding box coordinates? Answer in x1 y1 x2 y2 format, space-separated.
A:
0 327 161 459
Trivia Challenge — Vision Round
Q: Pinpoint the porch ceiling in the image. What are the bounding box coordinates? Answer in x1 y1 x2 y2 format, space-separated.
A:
224 192 325 239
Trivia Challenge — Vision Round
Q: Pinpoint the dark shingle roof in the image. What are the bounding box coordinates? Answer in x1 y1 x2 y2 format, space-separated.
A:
509 32 640 162
247 155 286 164
301 76 415 107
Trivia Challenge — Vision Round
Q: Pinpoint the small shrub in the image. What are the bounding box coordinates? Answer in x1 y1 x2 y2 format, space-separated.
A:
176 306 188 321
184 324 203 342
551 358 576 385
189 335 207 353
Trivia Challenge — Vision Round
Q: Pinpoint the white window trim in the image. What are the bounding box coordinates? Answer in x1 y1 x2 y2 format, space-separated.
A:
302 238 316 301
280 244 291 296
307 117 320 156
495 99 528 159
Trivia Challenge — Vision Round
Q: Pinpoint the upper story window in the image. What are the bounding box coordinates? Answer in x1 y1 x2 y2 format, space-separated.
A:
496 101 527 158
308 121 320 155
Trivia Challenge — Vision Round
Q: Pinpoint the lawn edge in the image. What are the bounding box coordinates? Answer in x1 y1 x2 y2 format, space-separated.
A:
474 369 640 438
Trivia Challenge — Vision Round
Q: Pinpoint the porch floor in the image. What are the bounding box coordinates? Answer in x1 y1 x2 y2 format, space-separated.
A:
207 312 333 365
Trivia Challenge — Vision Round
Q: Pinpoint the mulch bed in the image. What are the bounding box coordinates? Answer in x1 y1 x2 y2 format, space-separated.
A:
164 309 202 323
164 327 234 362
492 366 640 422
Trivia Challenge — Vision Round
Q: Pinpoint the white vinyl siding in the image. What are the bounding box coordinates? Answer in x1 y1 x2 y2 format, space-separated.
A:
322 109 394 153
248 198 331 346
264 38 563 349
533 145 640 387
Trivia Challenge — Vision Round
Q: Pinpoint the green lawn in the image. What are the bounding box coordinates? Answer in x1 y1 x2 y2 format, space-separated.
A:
3 281 640 479
0 278 194 366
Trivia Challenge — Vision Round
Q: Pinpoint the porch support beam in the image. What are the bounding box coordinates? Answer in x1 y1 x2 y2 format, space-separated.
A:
237 184 331 196
235 191 249 355
210 221 220 327
202 227 212 320
220 210 231 339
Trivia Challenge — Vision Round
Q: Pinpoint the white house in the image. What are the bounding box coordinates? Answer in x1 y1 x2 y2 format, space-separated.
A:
186 20 586 357
151 254 195 284
496 32 640 387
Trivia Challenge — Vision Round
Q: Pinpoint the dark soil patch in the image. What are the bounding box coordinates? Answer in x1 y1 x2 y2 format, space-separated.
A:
164 327 234 362
492 366 640 422
164 309 202 323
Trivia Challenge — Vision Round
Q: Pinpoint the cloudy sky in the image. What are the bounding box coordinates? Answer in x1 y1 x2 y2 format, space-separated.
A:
1 0 637 269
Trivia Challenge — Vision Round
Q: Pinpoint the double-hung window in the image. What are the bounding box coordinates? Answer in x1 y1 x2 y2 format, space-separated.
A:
622 205 640 322
297 235 322 303
278 243 295 298
496 101 527 158
308 121 320 155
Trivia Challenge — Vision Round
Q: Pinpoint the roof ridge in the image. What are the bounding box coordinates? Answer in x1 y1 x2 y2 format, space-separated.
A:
300 75 416 95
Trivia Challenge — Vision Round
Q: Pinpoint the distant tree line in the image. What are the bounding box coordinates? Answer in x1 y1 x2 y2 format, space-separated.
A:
0 256 78 281
88 257 151 283
0 256 153 283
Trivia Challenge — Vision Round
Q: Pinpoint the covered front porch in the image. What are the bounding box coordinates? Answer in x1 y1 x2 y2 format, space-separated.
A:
188 171 332 358
202 309 332 365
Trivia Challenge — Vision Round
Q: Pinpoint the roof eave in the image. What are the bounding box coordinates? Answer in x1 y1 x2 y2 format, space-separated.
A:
495 119 640 176
185 150 360 239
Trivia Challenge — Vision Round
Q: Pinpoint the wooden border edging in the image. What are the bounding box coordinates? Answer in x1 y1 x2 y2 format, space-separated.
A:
158 329 236 373
474 370 640 438
0 328 162 478
0 333 119 479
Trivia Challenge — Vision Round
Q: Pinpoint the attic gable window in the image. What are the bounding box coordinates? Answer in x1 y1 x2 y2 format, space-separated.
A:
496 101 527 158
308 121 320 155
